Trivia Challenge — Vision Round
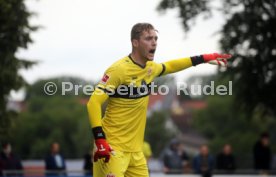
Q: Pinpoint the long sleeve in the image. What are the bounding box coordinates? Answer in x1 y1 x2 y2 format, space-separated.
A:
87 63 123 128
162 57 193 75
87 90 109 128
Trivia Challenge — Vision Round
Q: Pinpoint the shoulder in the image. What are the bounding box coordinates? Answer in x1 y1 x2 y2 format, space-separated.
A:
102 56 130 83
105 56 129 73
146 61 164 77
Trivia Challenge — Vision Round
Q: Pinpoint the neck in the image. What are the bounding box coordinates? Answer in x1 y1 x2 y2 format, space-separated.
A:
130 51 147 67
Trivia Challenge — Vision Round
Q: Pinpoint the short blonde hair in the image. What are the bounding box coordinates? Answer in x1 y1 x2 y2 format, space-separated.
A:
131 23 157 40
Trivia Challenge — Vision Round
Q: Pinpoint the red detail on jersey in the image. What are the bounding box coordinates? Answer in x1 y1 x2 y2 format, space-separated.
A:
101 74 110 83
107 174 115 177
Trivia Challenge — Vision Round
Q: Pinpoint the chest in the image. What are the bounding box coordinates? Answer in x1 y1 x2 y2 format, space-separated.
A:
123 65 155 86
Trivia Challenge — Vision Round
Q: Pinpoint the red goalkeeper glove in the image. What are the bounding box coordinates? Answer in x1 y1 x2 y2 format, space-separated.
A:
191 53 232 66
92 126 113 163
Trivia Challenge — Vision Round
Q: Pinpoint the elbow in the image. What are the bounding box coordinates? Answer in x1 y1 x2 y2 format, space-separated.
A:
87 92 108 110
87 96 96 109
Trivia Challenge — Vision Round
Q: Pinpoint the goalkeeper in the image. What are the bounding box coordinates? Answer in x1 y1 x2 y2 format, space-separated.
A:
87 23 232 177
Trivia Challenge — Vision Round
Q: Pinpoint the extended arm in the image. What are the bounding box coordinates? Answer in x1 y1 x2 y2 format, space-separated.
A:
161 53 232 75
162 57 192 75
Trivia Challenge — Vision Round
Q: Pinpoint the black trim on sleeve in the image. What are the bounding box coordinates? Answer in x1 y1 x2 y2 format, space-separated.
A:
191 55 204 66
158 63 166 77
97 86 114 95
92 126 106 139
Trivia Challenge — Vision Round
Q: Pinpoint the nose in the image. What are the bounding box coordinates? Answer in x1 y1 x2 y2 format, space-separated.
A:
152 39 157 46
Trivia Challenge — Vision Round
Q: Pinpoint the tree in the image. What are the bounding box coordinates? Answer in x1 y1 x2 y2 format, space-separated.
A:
193 90 276 168
190 76 276 168
157 0 276 117
11 77 92 159
0 0 37 139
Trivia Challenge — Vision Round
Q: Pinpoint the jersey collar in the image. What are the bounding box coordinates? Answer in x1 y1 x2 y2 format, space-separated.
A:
128 54 146 69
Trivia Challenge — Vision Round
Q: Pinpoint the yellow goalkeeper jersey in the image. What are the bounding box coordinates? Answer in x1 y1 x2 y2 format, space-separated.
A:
96 55 164 152
87 54 193 152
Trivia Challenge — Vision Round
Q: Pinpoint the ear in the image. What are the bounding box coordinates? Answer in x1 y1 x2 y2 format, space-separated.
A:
132 39 139 48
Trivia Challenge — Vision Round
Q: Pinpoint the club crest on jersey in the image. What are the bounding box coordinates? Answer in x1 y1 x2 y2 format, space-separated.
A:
147 67 152 76
107 173 115 177
101 74 110 84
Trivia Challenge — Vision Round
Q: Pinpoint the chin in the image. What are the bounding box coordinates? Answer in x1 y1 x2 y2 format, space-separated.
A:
147 56 154 61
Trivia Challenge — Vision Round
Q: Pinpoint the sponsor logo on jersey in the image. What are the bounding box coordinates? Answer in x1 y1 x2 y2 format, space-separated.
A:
101 74 110 84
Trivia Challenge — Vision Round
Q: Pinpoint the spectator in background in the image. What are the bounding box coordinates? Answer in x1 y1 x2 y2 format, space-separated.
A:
216 144 235 173
162 139 189 174
178 143 191 173
193 145 214 177
45 142 66 176
83 150 93 176
253 132 271 174
0 142 23 176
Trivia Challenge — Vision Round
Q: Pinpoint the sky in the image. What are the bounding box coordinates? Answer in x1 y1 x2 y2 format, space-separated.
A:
18 0 225 84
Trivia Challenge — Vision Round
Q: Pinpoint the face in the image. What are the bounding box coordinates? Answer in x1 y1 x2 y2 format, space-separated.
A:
223 144 232 155
200 145 209 156
262 137 269 146
51 143 60 154
3 144 12 154
132 29 158 61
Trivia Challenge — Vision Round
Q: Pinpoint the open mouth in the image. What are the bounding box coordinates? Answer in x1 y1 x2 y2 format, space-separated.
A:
149 49 156 54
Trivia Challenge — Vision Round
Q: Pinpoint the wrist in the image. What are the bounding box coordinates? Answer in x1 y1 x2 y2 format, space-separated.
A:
92 126 106 139
191 55 204 66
